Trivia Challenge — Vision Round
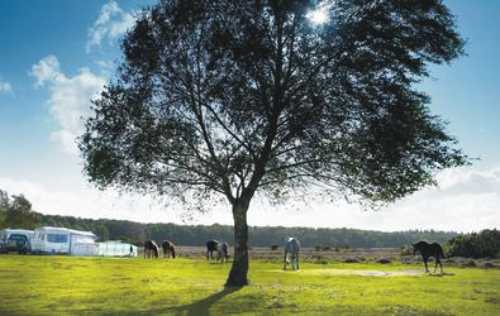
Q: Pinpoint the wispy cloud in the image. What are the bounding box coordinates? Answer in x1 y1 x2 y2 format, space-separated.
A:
86 1 136 53
31 55 106 155
31 55 63 88
0 79 13 94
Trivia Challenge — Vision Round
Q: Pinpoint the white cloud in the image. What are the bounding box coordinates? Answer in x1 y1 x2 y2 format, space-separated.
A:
31 55 62 87
86 1 136 52
31 55 106 155
0 79 13 94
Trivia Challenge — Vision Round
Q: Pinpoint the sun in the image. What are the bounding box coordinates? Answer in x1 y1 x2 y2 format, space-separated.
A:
307 6 329 25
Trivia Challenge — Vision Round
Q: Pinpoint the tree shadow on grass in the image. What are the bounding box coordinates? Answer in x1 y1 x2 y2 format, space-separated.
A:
427 272 456 277
92 286 242 316
169 286 242 316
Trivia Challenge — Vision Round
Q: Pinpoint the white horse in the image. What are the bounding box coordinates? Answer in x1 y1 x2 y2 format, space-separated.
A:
216 242 229 263
284 237 301 270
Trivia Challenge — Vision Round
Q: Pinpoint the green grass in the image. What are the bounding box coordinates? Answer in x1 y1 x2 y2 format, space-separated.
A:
0 255 499 315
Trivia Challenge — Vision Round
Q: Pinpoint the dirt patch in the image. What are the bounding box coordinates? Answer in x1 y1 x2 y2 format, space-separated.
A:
275 268 424 277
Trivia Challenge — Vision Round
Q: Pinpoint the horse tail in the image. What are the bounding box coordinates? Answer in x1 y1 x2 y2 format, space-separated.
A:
438 245 445 259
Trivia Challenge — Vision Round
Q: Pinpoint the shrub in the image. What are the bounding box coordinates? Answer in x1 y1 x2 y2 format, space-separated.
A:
400 246 412 256
462 260 477 268
376 257 391 264
447 229 500 259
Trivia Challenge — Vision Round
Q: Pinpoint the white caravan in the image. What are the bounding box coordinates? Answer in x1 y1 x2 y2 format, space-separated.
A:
97 240 138 257
31 226 97 256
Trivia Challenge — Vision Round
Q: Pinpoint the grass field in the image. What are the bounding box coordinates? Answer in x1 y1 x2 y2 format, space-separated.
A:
0 255 499 315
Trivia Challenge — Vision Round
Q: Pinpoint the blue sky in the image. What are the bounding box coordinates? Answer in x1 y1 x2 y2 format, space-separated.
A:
0 1 498 231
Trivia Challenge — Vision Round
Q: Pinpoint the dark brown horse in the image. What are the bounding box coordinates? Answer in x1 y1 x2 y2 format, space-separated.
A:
206 240 218 261
413 241 445 273
162 240 176 258
144 240 159 258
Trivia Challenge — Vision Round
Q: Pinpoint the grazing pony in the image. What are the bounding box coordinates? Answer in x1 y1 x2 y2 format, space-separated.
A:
413 241 445 273
216 242 229 263
284 237 301 270
144 240 159 259
162 240 176 259
206 240 219 261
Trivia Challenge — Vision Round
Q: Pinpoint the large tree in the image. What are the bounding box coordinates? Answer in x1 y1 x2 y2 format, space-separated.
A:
80 0 468 286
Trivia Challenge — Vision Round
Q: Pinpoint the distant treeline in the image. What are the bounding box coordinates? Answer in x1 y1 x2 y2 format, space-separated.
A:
0 192 457 247
36 213 459 248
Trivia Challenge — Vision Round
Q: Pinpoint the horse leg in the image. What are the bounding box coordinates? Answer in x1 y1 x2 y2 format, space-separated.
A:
437 258 443 274
297 254 300 270
434 258 438 274
424 258 429 273
283 251 288 270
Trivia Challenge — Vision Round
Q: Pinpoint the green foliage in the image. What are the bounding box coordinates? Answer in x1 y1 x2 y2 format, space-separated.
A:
0 189 9 228
0 256 498 315
0 190 38 229
447 229 500 259
400 245 413 256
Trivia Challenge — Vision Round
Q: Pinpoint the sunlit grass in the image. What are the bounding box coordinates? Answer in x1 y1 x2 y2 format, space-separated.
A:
0 255 498 315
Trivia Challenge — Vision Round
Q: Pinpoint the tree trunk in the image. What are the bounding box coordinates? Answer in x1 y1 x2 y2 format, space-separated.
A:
225 200 250 287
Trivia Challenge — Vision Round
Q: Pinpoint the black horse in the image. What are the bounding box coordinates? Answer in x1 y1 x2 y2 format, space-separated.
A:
206 240 219 261
162 240 176 259
144 240 159 258
412 241 445 273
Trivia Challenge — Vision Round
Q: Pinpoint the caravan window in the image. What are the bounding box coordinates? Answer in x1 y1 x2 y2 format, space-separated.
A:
8 234 27 242
47 234 68 243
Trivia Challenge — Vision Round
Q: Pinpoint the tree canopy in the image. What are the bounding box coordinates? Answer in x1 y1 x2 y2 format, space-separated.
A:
0 190 38 230
80 0 468 286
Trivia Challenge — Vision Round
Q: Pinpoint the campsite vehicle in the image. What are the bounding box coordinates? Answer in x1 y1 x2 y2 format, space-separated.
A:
97 240 138 257
0 229 34 254
31 226 97 256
